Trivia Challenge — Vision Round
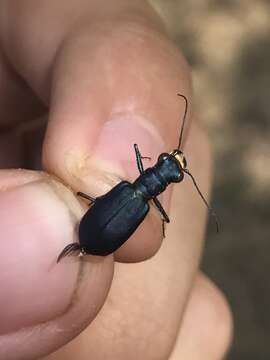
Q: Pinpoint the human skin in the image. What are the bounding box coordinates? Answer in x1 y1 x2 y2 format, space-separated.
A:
0 1 232 359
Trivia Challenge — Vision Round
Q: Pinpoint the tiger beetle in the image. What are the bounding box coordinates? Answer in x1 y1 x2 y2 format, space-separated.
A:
57 94 218 262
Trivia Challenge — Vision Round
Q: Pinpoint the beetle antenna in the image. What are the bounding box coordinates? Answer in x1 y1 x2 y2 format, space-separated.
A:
177 93 188 150
57 243 81 263
183 168 220 232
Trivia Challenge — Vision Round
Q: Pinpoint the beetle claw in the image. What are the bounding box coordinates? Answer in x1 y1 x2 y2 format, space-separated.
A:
57 243 81 263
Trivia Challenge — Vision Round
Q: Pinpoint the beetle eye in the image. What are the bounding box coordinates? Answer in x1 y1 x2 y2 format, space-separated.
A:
158 153 169 162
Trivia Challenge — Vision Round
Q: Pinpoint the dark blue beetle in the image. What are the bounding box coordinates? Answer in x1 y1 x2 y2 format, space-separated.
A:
57 95 217 262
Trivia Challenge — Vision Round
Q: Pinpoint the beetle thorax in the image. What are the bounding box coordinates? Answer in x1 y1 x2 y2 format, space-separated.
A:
156 153 184 184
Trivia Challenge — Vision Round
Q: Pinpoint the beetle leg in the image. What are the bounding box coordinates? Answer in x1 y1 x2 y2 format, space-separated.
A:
134 144 151 173
153 197 170 223
153 197 170 238
77 192 96 205
162 219 166 238
134 144 144 174
141 156 151 160
57 243 81 263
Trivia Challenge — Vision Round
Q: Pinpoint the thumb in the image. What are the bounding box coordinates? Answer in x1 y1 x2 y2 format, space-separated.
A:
0 170 113 360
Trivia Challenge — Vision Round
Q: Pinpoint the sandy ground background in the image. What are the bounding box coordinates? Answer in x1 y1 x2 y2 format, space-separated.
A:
149 1 270 359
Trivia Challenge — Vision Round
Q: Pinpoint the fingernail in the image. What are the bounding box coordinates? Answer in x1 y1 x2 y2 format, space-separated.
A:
0 180 82 334
80 114 165 195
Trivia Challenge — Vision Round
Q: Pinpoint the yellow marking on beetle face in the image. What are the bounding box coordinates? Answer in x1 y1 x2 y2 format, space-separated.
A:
175 153 186 169
169 150 187 169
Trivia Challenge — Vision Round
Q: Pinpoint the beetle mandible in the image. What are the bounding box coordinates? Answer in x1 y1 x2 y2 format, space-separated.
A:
57 94 218 262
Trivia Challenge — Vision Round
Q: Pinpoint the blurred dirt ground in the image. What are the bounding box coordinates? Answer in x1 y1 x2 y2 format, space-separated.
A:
149 1 270 359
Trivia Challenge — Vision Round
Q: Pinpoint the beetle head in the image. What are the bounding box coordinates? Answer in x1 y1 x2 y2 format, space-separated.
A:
170 149 187 170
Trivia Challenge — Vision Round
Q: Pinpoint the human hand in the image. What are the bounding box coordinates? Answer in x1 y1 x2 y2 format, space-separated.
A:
0 1 232 359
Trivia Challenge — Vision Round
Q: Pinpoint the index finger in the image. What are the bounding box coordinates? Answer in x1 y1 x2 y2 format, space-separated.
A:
1 1 191 262
43 5 192 262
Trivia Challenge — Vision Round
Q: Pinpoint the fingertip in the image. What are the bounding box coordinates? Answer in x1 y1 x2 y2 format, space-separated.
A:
170 273 233 360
